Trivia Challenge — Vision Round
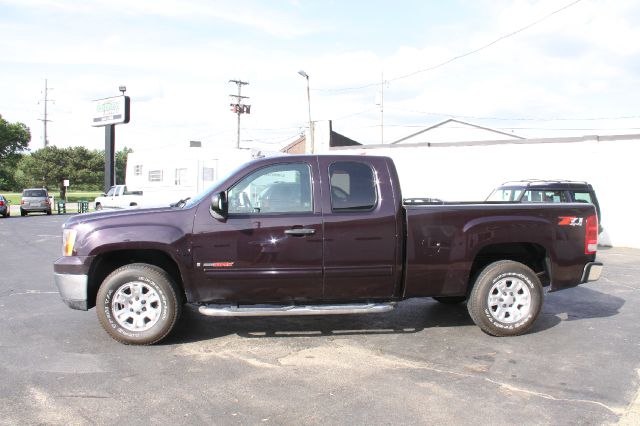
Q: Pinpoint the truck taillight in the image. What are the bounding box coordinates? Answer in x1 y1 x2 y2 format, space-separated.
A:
0 201 4 206
585 215 598 255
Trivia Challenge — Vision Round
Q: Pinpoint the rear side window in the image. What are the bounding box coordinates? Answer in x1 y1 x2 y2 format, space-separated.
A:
329 162 377 212
23 190 47 197
573 192 593 203
521 190 567 203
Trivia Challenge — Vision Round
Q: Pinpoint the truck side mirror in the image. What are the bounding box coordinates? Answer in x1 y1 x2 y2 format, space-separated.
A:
210 191 228 220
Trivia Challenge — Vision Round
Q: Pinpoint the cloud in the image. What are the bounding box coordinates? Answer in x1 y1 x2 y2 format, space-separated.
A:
2 0 640 152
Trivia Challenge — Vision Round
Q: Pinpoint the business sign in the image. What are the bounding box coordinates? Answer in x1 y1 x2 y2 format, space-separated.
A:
92 95 130 127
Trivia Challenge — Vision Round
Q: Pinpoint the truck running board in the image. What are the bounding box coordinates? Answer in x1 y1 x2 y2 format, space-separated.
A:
198 302 395 317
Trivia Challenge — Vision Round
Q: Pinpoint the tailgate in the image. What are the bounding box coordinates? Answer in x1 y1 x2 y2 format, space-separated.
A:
549 204 602 291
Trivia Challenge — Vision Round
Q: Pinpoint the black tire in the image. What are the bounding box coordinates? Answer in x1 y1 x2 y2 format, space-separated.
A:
95 203 102 211
433 296 467 304
20 209 26 216
46 209 52 215
467 260 543 337
96 263 182 345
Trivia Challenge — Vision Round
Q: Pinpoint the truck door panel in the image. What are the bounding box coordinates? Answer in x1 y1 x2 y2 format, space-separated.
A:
191 161 323 303
319 158 401 300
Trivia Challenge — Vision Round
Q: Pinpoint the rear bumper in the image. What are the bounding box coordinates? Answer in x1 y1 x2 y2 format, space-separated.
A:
581 262 603 283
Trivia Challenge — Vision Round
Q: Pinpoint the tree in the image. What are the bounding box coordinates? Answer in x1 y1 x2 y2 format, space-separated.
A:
0 152 25 191
116 147 133 185
0 114 30 190
0 114 30 161
13 146 132 193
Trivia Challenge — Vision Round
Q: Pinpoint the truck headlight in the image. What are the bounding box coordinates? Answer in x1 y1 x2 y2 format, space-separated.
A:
62 229 77 256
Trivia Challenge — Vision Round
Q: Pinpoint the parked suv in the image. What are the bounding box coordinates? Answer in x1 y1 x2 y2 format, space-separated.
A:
20 188 52 216
486 180 602 231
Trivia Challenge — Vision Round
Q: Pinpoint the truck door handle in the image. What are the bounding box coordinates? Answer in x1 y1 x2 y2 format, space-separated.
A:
285 228 316 236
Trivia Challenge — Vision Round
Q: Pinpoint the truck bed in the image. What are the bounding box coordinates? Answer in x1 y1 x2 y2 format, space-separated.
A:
403 202 597 297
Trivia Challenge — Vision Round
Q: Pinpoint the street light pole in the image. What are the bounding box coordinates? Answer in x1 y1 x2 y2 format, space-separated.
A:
298 70 314 153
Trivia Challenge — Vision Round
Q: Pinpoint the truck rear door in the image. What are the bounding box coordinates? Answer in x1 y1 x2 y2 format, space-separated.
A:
317 157 403 300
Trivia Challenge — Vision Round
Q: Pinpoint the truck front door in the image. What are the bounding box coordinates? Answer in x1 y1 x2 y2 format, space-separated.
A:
191 160 324 303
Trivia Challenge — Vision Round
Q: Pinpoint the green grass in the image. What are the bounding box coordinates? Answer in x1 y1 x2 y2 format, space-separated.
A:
1 191 101 205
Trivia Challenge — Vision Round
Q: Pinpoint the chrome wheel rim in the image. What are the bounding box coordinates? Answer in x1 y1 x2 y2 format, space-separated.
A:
112 281 162 332
487 276 531 324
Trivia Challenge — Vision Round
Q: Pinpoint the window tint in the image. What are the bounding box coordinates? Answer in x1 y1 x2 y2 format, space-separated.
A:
23 189 47 197
228 163 312 214
522 190 567 203
329 162 377 211
573 192 593 203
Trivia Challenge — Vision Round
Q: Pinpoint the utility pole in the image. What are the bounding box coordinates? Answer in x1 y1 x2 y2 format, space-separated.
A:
229 80 250 149
38 79 54 147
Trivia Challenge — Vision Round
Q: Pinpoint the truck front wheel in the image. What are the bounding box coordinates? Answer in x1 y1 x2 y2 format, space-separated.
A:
467 260 543 337
96 263 182 345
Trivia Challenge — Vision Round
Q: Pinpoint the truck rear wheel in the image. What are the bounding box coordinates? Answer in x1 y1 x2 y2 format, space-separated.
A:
467 260 543 337
96 263 182 345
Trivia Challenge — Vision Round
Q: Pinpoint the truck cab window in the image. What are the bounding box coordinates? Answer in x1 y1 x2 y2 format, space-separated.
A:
329 161 377 211
573 192 593 203
228 163 312 214
522 190 566 203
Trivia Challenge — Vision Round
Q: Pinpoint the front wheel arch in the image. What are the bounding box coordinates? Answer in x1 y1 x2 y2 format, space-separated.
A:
88 249 187 311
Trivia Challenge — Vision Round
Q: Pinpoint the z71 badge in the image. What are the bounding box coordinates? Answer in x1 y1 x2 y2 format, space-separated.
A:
558 216 583 226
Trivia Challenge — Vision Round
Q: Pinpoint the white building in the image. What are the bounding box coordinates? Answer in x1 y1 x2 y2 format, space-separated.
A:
125 142 278 202
306 120 640 249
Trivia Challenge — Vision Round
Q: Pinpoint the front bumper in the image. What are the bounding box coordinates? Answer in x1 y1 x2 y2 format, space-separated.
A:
582 262 603 283
54 273 89 310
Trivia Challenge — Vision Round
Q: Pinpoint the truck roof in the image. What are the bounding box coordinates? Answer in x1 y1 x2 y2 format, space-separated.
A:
498 179 593 190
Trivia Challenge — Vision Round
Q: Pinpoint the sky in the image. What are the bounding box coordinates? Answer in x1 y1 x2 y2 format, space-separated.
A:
1 0 640 154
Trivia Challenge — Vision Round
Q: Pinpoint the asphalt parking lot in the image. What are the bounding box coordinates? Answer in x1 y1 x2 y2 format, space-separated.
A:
1 214 640 425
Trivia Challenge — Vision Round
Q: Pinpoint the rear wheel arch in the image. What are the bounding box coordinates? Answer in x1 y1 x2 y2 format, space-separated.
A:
467 242 549 295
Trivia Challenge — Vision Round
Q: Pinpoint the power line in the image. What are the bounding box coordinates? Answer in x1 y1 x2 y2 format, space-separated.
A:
316 0 583 93
332 107 379 121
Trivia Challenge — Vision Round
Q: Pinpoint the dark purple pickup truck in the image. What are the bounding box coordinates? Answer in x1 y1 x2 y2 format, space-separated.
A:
54 155 602 345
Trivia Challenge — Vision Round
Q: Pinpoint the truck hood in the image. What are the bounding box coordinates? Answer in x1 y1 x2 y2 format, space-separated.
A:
63 206 184 228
